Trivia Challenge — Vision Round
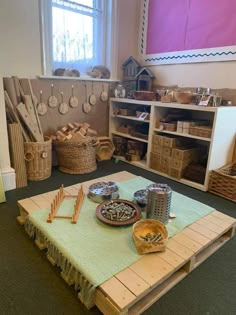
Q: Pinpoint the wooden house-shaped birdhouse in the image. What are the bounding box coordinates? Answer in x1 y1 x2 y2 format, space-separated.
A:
122 56 141 95
136 67 154 91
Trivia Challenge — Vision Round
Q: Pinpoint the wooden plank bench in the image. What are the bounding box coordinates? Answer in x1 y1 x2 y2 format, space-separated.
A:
17 171 236 315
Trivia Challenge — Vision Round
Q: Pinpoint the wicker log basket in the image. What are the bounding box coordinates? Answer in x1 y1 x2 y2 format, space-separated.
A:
24 138 52 181
54 137 98 174
208 163 236 202
208 136 236 202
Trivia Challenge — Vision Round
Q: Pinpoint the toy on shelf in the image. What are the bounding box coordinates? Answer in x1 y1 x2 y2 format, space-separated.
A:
47 185 85 224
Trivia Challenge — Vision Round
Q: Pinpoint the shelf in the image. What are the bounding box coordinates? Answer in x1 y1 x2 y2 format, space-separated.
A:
110 98 236 192
154 129 211 142
114 156 147 168
110 98 218 112
113 115 150 123
111 131 149 143
113 157 206 191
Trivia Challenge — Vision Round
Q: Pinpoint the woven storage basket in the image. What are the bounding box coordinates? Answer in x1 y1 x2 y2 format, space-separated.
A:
174 91 193 104
54 137 97 174
24 138 52 181
208 163 236 202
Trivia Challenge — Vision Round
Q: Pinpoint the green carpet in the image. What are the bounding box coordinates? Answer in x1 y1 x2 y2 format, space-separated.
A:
0 160 235 315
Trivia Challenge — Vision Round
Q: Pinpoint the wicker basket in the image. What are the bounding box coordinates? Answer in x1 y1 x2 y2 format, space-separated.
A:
133 91 156 101
54 137 98 174
189 126 212 138
24 138 52 181
208 163 236 202
174 91 193 104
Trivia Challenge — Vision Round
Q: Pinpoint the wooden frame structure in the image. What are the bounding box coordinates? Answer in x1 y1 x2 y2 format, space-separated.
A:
17 171 236 314
47 184 84 224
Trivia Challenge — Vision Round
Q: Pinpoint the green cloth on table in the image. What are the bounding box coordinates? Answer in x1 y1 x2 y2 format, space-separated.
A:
25 176 215 308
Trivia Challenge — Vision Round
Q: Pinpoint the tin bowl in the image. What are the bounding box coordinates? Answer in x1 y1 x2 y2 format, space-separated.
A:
88 181 119 203
133 189 148 209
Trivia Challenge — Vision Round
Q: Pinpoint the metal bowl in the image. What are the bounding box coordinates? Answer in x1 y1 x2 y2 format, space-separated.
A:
88 181 119 203
133 189 148 208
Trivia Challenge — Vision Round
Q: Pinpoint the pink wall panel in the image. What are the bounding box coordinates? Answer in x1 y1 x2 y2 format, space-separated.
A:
146 0 236 54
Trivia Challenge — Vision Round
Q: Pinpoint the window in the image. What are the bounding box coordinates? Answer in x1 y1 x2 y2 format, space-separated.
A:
41 0 116 76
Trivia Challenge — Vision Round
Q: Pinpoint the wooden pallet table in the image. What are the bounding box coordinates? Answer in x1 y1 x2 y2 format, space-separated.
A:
17 171 236 315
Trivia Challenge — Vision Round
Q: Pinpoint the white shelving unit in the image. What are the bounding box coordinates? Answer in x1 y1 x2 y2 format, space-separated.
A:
109 98 236 191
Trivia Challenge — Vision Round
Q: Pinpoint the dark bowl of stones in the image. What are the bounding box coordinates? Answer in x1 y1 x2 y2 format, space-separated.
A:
96 199 142 226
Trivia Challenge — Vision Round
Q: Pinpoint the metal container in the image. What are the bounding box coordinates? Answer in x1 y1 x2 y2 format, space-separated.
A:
146 184 172 224
88 181 119 203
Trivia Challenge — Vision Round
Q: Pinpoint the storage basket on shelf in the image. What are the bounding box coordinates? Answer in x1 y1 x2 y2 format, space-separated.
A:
189 126 212 138
54 137 98 174
24 138 52 181
208 163 236 202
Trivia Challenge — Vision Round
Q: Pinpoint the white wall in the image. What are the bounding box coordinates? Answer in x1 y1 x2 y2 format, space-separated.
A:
0 0 235 190
0 0 42 77
116 0 141 79
148 61 236 89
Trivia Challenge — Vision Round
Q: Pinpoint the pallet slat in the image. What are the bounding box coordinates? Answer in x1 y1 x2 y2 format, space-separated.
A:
115 268 150 296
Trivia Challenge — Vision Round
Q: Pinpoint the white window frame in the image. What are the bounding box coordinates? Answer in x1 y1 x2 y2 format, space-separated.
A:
40 0 118 79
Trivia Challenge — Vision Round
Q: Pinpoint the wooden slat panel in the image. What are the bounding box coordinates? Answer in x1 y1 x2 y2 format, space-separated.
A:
182 227 211 246
196 217 227 234
64 186 79 196
8 123 28 188
172 232 203 253
73 171 136 192
188 222 218 240
166 238 194 260
40 190 58 202
115 268 150 296
100 277 136 310
95 289 123 315
30 194 51 209
205 214 232 229
17 198 40 214
211 210 236 224
158 248 186 268
129 254 174 286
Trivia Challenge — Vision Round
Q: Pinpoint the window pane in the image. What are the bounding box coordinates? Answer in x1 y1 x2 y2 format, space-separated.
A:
52 7 93 61
48 0 105 74
71 0 94 7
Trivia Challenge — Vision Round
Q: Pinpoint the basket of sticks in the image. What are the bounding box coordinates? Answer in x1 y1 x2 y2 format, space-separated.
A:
54 137 98 174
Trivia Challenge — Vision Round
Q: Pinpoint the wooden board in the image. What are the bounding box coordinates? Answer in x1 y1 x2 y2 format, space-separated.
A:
16 171 236 314
8 123 28 188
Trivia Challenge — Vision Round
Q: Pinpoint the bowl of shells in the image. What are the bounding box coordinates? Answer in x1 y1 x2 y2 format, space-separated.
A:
132 219 168 254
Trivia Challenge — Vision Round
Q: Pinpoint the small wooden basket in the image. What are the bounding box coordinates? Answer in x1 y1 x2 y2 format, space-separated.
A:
133 219 168 254
174 91 193 104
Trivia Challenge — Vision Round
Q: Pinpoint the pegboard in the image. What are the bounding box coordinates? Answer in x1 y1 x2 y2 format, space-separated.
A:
20 78 111 137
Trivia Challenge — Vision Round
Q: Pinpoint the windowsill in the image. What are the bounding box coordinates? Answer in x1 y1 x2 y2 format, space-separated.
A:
38 75 119 83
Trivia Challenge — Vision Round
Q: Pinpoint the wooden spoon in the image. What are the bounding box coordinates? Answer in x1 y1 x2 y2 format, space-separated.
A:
48 84 58 108
100 83 108 102
89 81 96 106
58 92 69 114
37 90 48 116
69 84 79 108
83 83 91 113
